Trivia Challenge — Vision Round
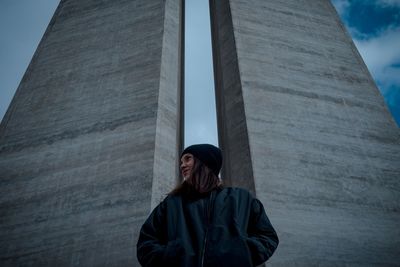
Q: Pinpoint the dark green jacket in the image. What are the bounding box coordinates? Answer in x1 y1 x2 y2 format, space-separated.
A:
137 186 279 267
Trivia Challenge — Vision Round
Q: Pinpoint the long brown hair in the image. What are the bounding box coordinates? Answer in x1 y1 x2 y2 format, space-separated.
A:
169 157 223 196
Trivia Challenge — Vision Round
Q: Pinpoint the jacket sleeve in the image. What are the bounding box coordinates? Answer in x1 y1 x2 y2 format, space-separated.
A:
245 197 279 266
136 198 184 267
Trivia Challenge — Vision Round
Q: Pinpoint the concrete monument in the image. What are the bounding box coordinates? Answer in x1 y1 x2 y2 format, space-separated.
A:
1 0 399 266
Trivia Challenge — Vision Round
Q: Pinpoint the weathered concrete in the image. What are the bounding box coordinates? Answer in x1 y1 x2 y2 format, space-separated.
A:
210 0 400 266
210 0 256 194
0 0 183 266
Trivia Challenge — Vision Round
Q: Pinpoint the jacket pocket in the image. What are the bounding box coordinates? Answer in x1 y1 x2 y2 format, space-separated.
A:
207 235 253 267
162 239 185 265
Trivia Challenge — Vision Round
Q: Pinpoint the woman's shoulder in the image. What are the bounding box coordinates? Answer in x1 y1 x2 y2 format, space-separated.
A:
220 186 254 199
162 193 182 203
160 186 254 203
221 186 251 193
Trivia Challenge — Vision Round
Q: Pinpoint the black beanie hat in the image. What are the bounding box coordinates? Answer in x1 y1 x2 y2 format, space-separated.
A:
181 144 222 176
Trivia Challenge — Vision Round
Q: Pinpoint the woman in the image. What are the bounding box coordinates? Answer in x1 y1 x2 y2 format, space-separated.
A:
137 144 279 267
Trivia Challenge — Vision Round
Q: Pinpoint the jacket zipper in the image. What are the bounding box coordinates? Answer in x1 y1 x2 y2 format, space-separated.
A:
201 191 214 267
201 228 208 267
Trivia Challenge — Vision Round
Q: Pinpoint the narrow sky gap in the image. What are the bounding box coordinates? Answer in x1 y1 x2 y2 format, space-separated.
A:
184 0 219 147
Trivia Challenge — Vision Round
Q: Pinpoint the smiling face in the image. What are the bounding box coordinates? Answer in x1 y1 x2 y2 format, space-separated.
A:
180 153 194 180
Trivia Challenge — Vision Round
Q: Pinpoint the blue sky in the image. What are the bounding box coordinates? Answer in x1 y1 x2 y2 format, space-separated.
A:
0 0 399 144
331 0 400 127
184 0 218 147
0 0 60 125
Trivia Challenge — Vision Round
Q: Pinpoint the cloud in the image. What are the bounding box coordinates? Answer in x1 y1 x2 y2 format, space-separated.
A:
332 0 400 39
331 0 400 126
354 27 400 87
381 0 400 7
353 26 400 126
331 0 350 17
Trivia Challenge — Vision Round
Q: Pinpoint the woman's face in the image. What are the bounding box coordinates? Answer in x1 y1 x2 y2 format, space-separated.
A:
180 153 194 180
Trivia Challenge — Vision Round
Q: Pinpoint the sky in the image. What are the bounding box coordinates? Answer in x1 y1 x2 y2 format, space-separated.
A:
331 0 400 127
184 0 218 147
0 0 399 147
0 0 60 124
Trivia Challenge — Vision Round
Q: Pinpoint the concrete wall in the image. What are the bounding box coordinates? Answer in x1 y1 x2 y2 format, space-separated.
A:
0 0 182 266
211 0 400 266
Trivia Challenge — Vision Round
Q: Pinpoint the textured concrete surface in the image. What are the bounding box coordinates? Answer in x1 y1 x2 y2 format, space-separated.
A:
210 0 256 195
0 0 182 266
211 0 400 266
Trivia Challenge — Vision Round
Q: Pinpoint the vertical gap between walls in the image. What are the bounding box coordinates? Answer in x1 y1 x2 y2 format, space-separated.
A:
184 0 219 148
177 0 185 181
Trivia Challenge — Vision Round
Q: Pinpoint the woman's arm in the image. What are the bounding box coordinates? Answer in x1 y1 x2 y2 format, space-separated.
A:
136 199 184 267
245 197 279 266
